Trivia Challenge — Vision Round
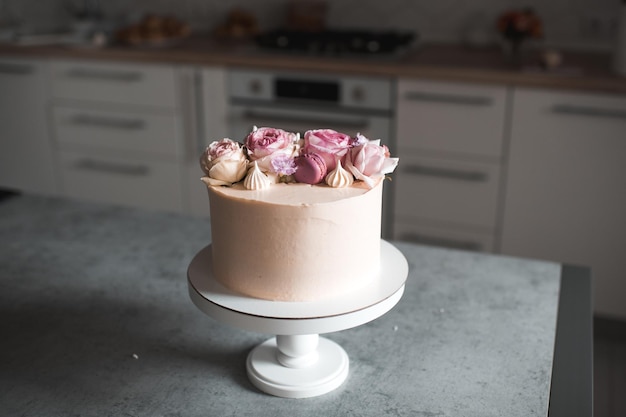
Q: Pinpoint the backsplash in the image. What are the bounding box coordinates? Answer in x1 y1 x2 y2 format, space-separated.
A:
1 0 621 51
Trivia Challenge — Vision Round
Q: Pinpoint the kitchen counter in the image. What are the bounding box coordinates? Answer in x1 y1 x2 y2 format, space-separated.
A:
0 194 591 416
1 36 625 94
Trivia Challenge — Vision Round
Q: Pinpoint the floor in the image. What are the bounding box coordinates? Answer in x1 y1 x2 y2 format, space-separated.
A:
594 317 626 417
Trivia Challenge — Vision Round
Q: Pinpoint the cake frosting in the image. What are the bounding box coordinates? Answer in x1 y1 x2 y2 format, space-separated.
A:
200 126 398 302
208 181 383 301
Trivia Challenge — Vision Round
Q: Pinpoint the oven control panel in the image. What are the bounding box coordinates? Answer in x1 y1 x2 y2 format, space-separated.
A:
229 69 393 112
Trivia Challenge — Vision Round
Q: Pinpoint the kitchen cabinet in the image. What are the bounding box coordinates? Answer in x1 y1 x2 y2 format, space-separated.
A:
49 60 190 212
393 79 510 251
501 88 626 319
183 66 229 217
0 58 58 194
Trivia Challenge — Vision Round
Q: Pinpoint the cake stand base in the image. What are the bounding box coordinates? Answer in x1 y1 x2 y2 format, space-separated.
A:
247 335 349 399
187 240 408 399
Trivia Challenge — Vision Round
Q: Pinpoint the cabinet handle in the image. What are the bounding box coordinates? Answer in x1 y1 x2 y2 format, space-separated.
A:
74 159 149 176
0 62 35 75
399 232 483 251
403 164 488 182
65 68 143 82
240 109 370 130
70 114 146 130
404 91 493 106
551 104 626 120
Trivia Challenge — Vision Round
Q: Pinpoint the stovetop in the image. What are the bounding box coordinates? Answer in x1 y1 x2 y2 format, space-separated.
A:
254 29 417 56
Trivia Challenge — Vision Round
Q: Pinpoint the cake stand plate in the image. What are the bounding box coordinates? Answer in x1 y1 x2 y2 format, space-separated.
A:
187 240 408 398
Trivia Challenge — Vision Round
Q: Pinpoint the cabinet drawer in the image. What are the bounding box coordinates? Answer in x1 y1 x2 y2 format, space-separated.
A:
393 220 496 252
52 106 181 158
58 150 183 212
50 60 177 108
394 155 501 229
396 80 508 159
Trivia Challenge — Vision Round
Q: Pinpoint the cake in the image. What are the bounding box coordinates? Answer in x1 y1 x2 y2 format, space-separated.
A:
200 127 398 302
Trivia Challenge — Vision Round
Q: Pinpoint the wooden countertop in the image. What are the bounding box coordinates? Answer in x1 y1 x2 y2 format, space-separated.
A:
2 36 625 95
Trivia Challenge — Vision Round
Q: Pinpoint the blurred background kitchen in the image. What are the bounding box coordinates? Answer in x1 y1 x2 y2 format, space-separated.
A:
0 0 622 51
1 1 625 415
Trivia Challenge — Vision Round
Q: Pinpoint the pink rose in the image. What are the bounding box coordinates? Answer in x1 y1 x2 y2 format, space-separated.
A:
346 134 399 188
245 126 298 173
303 129 352 172
199 138 248 186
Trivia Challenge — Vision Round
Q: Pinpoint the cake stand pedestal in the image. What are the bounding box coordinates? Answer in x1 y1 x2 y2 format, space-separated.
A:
187 240 408 399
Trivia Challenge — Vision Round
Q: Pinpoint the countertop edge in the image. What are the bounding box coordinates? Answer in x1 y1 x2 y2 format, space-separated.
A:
548 264 594 417
2 41 625 95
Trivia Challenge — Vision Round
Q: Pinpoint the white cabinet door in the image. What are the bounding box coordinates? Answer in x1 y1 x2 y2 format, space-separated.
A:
396 79 508 160
52 106 181 158
395 155 502 230
49 60 178 108
502 88 626 319
58 149 183 211
0 58 58 194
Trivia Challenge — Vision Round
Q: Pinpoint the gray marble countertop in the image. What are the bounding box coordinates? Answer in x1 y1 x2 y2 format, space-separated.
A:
0 195 577 416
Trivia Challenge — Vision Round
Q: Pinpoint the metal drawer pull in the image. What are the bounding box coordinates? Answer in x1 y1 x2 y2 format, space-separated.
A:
404 91 493 106
241 110 370 129
71 114 146 130
0 63 34 75
551 104 626 120
74 159 149 176
400 233 482 251
403 164 488 182
65 68 143 82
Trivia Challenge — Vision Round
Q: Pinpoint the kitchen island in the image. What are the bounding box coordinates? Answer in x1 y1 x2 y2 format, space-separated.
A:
0 194 591 416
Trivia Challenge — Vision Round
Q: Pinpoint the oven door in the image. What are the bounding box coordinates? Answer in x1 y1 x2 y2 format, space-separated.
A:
227 103 391 144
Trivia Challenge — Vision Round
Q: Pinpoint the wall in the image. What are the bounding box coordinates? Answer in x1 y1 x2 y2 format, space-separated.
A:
1 0 621 51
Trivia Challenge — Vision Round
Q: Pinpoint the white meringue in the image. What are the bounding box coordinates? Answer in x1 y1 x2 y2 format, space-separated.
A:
325 159 354 188
243 161 272 190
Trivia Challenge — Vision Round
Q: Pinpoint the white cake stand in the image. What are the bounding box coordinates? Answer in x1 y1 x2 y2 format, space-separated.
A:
187 240 408 399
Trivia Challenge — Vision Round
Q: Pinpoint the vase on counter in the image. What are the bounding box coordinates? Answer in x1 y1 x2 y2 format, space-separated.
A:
502 38 525 64
497 8 543 66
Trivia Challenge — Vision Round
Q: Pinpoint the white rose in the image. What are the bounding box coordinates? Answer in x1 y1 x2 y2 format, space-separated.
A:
199 139 248 186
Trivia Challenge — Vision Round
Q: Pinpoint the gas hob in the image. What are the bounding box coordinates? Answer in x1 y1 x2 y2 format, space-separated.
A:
254 29 417 57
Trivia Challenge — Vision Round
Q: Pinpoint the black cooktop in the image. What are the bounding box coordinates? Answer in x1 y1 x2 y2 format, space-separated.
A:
255 29 416 56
